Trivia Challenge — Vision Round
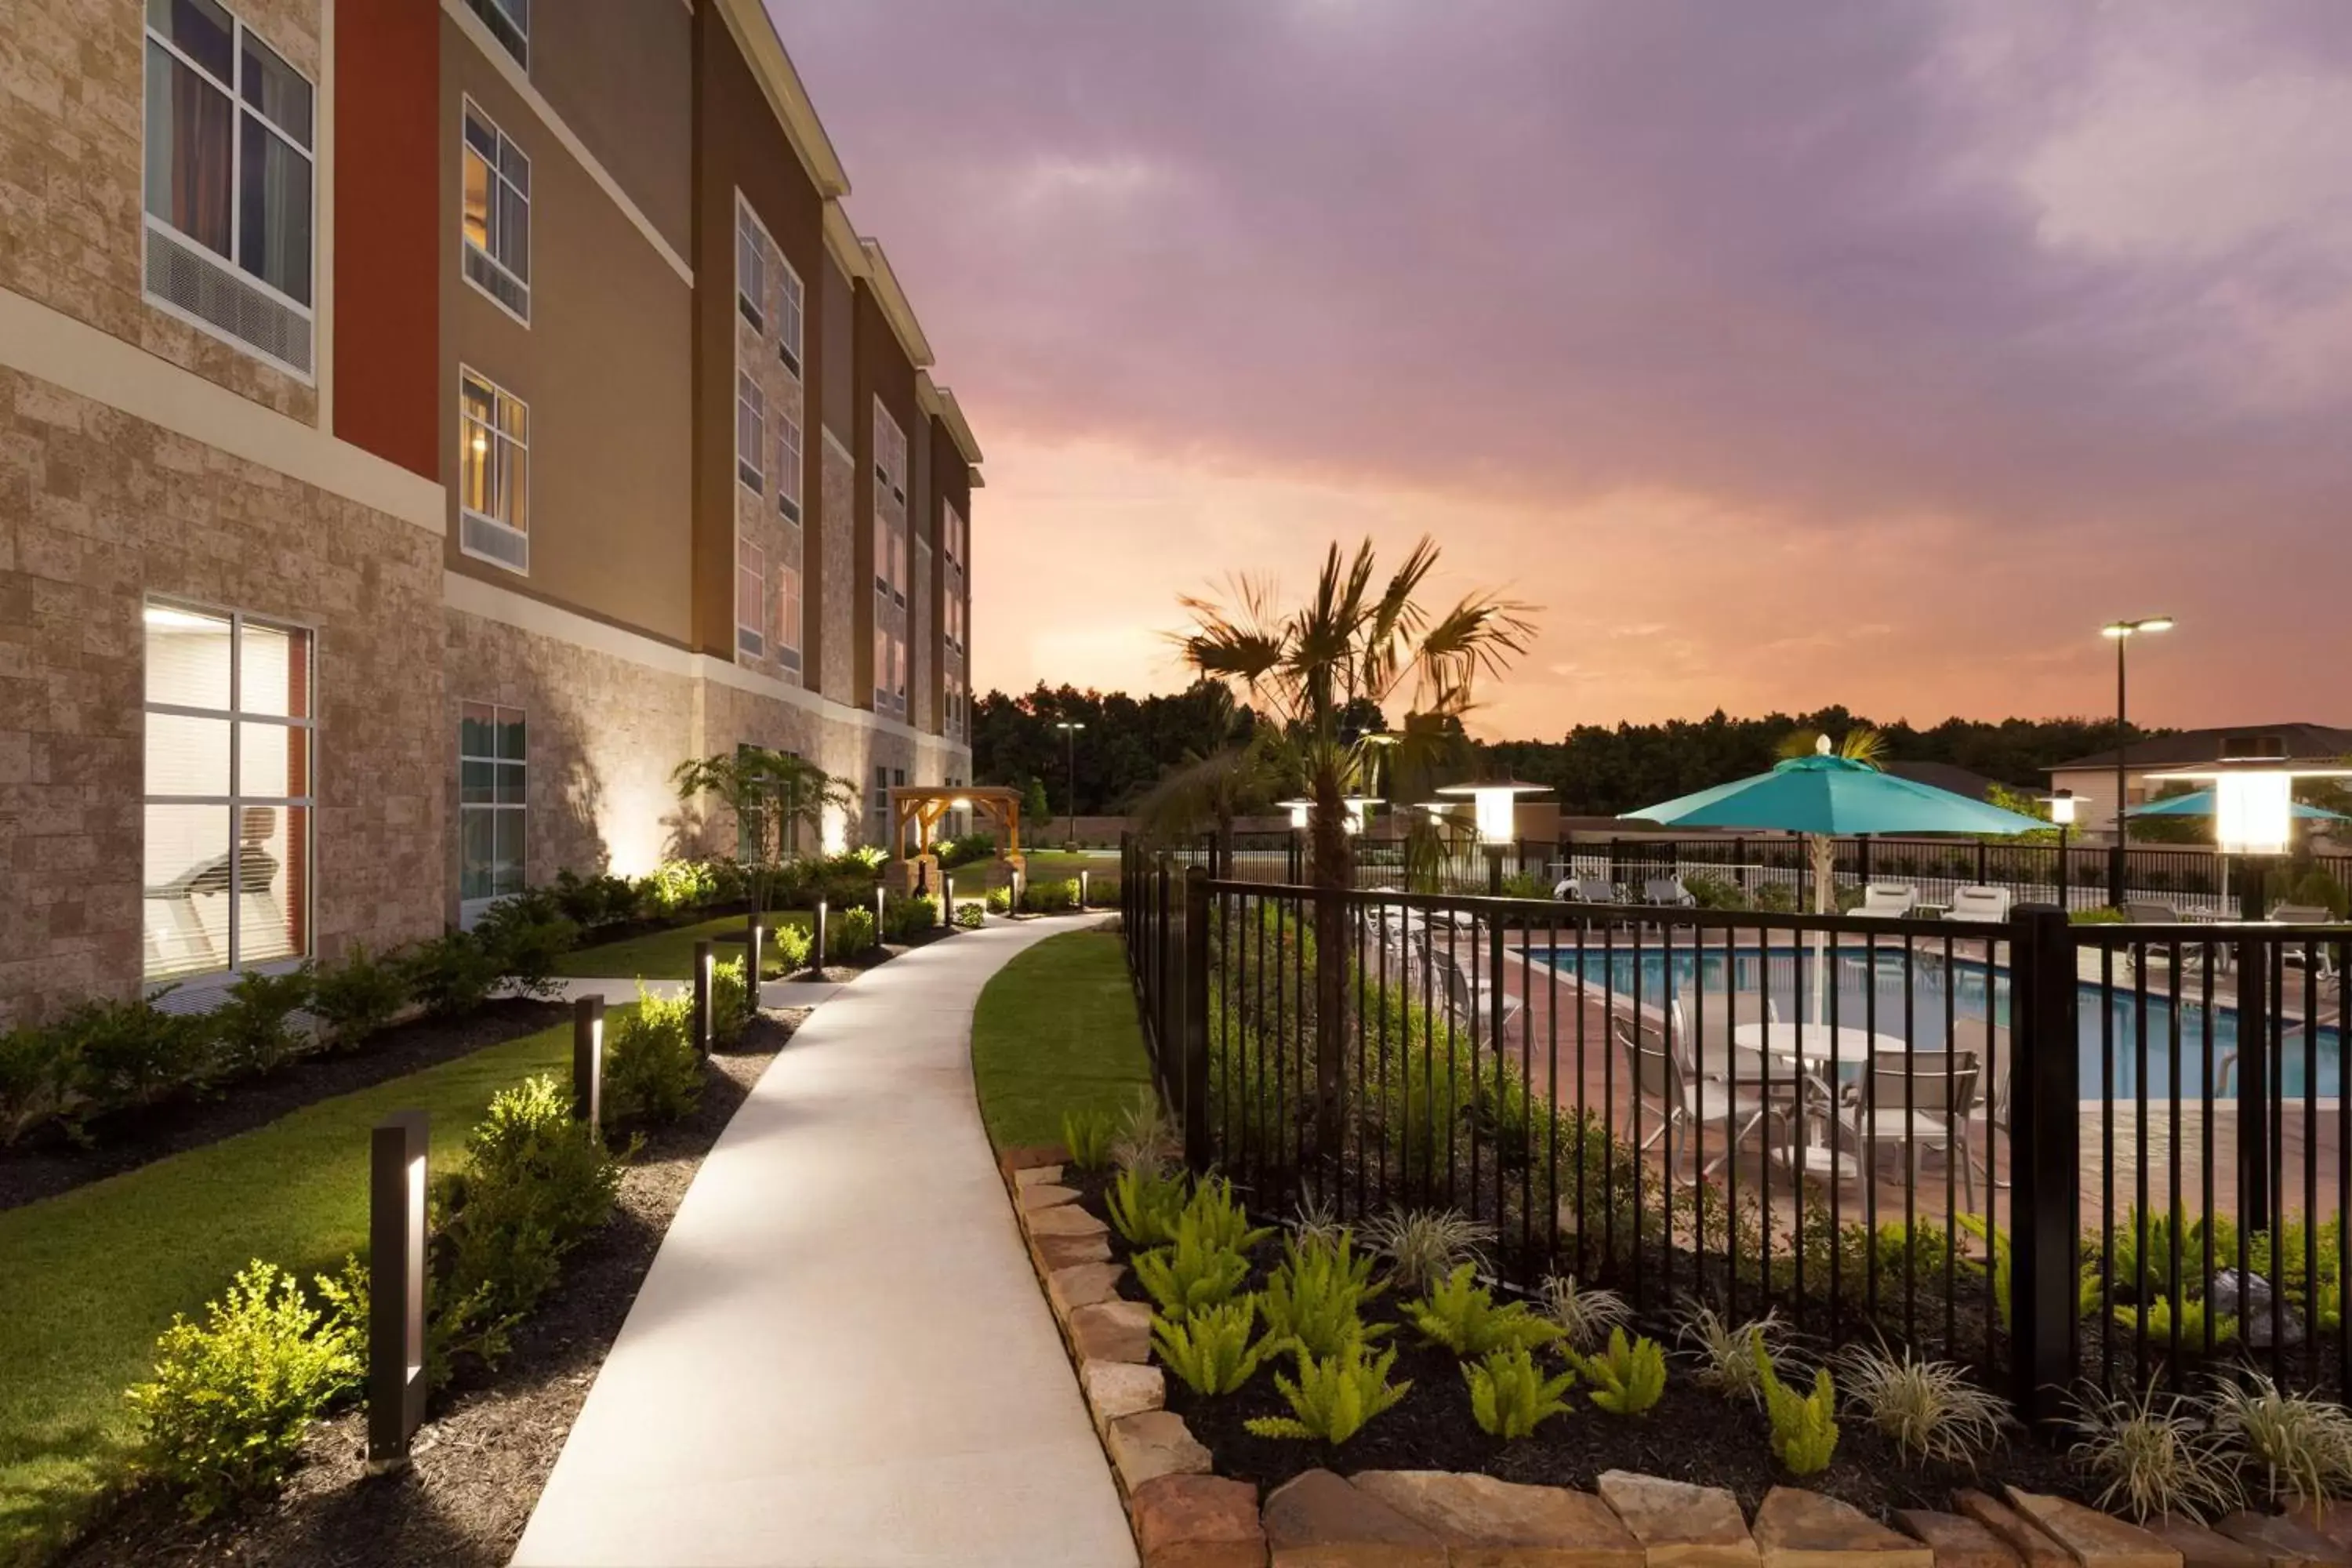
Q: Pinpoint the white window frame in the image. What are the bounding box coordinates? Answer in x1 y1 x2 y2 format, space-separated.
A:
737 372 765 494
736 198 766 333
458 366 530 574
466 0 528 67
778 405 803 524
737 538 767 660
778 256 804 378
460 96 531 325
141 598 316 982
140 0 317 379
458 702 527 923
775 553 802 671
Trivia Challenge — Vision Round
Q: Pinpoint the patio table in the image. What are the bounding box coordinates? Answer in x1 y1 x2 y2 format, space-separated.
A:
1730 1022 1908 1181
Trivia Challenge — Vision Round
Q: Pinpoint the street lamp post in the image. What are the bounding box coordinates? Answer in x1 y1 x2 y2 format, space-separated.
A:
2044 789 2081 907
1436 776 1552 895
1054 720 1085 851
2100 616 2174 905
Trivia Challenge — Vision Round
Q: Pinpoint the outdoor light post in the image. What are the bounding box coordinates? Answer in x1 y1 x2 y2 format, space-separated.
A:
570 995 604 1127
367 1110 429 1472
2044 789 2080 906
942 871 955 931
2100 615 2174 904
1055 719 1086 851
692 938 713 1057
1436 776 1551 896
746 914 764 997
1280 798 1309 883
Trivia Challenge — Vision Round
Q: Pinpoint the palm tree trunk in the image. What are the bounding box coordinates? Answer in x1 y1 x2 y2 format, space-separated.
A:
1309 771 1353 1174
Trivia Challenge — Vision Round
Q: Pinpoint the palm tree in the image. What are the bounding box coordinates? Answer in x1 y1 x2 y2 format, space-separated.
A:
672 747 855 915
1131 731 1287 876
1174 537 1536 1152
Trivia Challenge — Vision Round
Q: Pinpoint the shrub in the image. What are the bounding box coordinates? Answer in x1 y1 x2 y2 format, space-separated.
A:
1108 1162 1189 1248
757 920 810 975
1286 1195 1349 1256
309 942 411 1051
1568 1327 1666 1416
711 956 753 1047
1135 1218 1253 1322
985 885 1013 915
1756 1337 1839 1475
125 1261 360 1519
2205 1372 2352 1505
938 831 997 869
1245 1338 1412 1443
1182 1175 1273 1255
0 1021 78 1146
1112 1091 1179 1173
636 859 714 917
1153 1296 1282 1396
1261 1232 1390 1360
1082 874 1121 908
401 930 503 1018
1403 1264 1562 1358
1062 1108 1113 1171
882 895 939 942
2069 1382 2241 1523
1465 1345 1577 1439
1679 1305 1790 1405
60 992 219 1123
1021 878 1080 913
953 900 986 930
474 894 578 1000
1537 1274 1630 1352
212 967 315 1077
829 906 879 959
603 988 704 1127
553 868 644 928
1366 1207 1495 1294
440 1076 624 1335
1834 1341 2006 1465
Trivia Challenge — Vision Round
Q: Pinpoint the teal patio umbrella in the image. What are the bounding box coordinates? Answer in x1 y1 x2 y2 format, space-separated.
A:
2128 789 2350 823
1621 738 2047 1018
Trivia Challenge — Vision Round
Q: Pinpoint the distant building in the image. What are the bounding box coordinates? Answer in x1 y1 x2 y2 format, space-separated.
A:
2045 724 2352 837
1882 761 2001 802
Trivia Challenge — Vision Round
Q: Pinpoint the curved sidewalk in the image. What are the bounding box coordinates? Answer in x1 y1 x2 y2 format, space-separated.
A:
514 916 1137 1568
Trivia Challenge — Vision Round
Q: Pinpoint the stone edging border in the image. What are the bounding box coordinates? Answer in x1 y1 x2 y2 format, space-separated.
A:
993 1145 2352 1568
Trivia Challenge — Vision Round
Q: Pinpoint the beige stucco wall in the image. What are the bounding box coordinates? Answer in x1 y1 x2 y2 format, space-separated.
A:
1 0 322 424
0 365 443 1023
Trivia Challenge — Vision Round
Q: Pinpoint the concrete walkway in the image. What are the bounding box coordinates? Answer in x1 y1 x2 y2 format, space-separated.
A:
513 916 1138 1568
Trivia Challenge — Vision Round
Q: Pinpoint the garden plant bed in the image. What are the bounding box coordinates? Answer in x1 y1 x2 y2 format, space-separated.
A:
0 1000 567 1214
49 1009 803 1568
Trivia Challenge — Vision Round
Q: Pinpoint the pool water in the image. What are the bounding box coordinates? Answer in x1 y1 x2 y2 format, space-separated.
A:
1539 945 2343 1099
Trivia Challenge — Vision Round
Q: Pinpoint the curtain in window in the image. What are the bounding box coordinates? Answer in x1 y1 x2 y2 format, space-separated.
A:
146 43 233 256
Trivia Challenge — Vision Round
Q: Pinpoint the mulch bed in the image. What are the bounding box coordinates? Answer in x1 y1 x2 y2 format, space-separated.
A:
0 1000 568 1214
1061 1170 2090 1522
53 1010 802 1568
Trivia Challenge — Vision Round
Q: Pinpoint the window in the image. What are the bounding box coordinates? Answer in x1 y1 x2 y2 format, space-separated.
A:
459 703 525 915
459 368 529 572
461 100 530 321
737 372 764 493
736 201 764 332
465 0 528 66
871 764 890 833
776 556 802 671
143 601 313 981
778 408 802 523
736 538 766 659
778 261 804 377
143 0 316 374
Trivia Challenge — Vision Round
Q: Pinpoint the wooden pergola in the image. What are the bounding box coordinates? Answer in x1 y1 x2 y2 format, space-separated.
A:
886 784 1023 861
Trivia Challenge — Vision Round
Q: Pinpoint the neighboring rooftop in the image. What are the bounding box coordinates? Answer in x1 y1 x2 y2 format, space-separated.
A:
2047 724 2352 772
1882 760 1999 800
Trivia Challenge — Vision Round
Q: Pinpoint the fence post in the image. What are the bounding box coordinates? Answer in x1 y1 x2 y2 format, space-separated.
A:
2006 904 2079 1423
2238 906 2274 1234
1156 852 1176 1064
1859 837 1874 887
2108 842 2126 908
1181 866 1211 1169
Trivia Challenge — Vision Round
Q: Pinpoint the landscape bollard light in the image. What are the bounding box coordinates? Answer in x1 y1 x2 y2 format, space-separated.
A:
1080 867 1091 908
692 939 713 1057
368 1110 429 1472
815 898 828 971
571 996 604 1127
943 872 956 931
875 885 886 940
746 913 764 996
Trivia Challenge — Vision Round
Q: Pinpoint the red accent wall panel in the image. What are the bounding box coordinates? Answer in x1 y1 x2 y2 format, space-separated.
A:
333 0 439 480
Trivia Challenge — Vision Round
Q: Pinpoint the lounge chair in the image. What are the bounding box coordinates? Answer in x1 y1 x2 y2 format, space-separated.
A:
1555 875 1627 905
1854 883 1918 918
1432 946 1523 1038
1945 885 2012 924
1642 875 1697 909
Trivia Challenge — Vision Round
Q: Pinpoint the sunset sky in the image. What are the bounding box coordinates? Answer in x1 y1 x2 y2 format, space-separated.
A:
771 1 2352 740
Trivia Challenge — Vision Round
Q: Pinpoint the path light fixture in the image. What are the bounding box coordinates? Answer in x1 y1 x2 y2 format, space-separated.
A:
746 914 765 995
874 885 886 939
1079 867 1090 908
571 996 604 1127
942 871 955 931
815 898 828 970
1054 719 1086 851
2156 738 2352 918
368 1110 429 1472
2042 789 2085 905
2100 615 2174 902
1436 775 1552 893
692 939 713 1056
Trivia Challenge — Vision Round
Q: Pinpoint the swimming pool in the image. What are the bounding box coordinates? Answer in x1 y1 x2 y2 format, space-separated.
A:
1535 944 2343 1099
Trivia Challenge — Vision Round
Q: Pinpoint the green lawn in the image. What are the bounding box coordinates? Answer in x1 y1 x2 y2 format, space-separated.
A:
0 1011 597 1564
552 912 811 981
969 929 1152 1149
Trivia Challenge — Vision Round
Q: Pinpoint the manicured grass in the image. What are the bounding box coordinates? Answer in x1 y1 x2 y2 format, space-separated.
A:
969 929 1152 1150
0 1010 598 1563
552 912 811 981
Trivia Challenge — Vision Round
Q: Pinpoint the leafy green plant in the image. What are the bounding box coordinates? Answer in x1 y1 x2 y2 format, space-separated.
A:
401 930 504 1018
1403 1264 1563 1357
1568 1327 1666 1417
1834 1340 2006 1465
1111 1090 1179 1173
1287 1195 1348 1256
1152 1295 1283 1396
1134 1217 1253 1322
439 1076 625 1341
213 967 315 1077
472 893 578 1000
985 884 1013 915
953 900 986 930
125 1260 360 1519
1261 1232 1391 1360
768 920 815 973
1755 1335 1839 1475
2114 1297 2237 1349
882 894 939 941
1061 1108 1114 1171
1365 1206 1495 1293
308 942 411 1051
1108 1161 1189 1247
2204 1372 2352 1505
1181 1174 1274 1255
1465 1345 1577 1439
554 867 647 927
57 991 218 1123
0 1020 77 1147
1679 1305 1788 1405
711 956 753 1047
1538 1273 1630 1352
830 905 879 959
602 987 704 1127
1244 1338 1412 1444
2068 1381 2241 1523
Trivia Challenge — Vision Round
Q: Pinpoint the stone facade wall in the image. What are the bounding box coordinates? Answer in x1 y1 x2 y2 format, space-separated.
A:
912 538 932 735
0 365 441 1022
817 432 856 706
1 0 321 424
441 609 699 913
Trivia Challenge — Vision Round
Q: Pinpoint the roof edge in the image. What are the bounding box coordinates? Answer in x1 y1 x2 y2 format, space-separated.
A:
858 237 935 368
714 0 850 200
935 385 984 466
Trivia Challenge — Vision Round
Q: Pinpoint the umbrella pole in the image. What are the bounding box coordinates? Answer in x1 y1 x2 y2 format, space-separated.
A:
1809 833 1834 1024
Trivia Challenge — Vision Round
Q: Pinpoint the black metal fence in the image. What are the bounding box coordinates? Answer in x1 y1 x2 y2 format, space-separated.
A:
1121 838 2352 1415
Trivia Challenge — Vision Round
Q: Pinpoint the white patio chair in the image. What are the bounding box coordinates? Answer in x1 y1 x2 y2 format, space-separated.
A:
1432 946 1523 1038
1642 875 1697 909
2271 906 2343 985
1946 885 2013 924
1555 875 1627 905
1839 1049 1983 1210
1613 1014 1784 1185
1855 883 1919 918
